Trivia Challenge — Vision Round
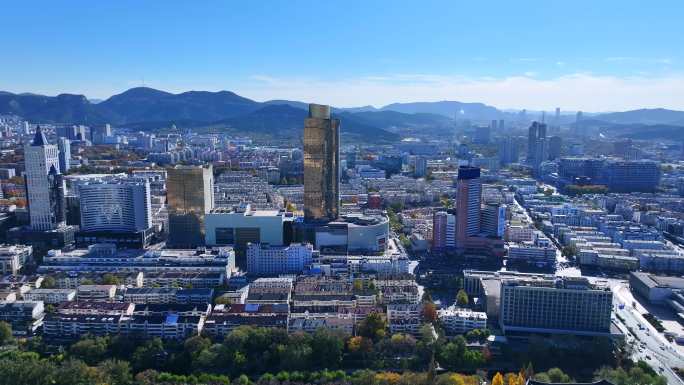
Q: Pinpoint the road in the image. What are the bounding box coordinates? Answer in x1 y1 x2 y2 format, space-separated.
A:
613 282 684 385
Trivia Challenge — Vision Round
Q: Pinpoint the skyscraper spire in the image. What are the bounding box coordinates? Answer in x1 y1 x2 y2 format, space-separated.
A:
31 125 48 146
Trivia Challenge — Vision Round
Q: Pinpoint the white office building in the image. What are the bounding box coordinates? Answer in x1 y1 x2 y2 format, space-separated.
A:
246 243 314 276
205 204 287 247
79 178 152 232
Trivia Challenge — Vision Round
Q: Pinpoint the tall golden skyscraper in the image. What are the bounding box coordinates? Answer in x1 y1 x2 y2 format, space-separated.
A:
303 104 339 223
166 164 214 247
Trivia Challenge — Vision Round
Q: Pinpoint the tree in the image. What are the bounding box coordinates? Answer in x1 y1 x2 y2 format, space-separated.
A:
235 374 252 385
535 367 572 383
101 273 122 285
131 338 167 372
98 359 133 385
347 336 372 354
0 322 13 345
594 365 667 385
376 372 403 385
310 329 345 369
41 276 56 289
353 279 364 293
547 367 572 383
421 302 438 323
517 371 526 385
492 372 504 385
435 373 466 385
506 373 519 385
562 245 577 258
357 312 386 341
54 359 105 385
438 338 466 370
456 289 469 306
69 336 109 365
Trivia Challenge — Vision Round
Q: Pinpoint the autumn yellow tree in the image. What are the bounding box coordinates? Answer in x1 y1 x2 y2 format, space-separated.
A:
375 371 402 385
492 372 504 385
517 370 526 385
435 373 466 385
505 372 519 385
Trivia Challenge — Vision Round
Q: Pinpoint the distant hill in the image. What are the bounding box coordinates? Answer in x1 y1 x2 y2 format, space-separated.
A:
380 100 503 120
606 123 684 140
0 92 106 123
0 88 420 142
98 87 260 124
6 86 683 143
594 108 684 125
339 110 452 129
261 99 309 111
221 104 399 142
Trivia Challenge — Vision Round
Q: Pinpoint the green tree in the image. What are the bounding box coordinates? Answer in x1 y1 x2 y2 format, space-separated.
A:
101 273 122 285
41 276 56 289
438 338 466 370
310 329 345 369
456 289 469 306
131 338 167 372
0 322 13 345
535 367 572 383
357 312 387 341
54 359 105 385
69 336 109 365
98 359 133 385
235 374 252 385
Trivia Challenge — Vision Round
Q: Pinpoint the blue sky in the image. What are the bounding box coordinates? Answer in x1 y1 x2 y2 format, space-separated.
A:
2 1 683 110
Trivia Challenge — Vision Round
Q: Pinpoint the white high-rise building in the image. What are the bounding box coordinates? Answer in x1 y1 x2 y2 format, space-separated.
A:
24 127 65 230
79 178 152 232
246 243 314 276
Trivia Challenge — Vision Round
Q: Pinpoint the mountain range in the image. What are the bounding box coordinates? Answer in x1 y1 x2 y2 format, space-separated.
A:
1 87 683 142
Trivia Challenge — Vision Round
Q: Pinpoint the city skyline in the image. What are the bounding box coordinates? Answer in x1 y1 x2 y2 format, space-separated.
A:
1 1 683 110
0 3 683 384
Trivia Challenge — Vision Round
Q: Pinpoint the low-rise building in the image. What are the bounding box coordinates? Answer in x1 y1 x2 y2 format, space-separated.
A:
0 301 44 336
246 243 314 276
122 314 205 340
376 279 420 304
23 288 76 304
43 314 122 339
124 288 177 304
77 285 117 301
387 303 422 336
142 272 224 289
56 301 135 316
0 244 32 275
438 306 487 335
288 316 354 335
203 303 289 338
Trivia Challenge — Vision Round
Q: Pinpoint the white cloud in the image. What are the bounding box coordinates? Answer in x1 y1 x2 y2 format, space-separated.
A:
236 73 684 111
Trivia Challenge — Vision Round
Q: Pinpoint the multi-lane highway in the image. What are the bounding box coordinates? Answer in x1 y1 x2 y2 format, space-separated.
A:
613 282 684 385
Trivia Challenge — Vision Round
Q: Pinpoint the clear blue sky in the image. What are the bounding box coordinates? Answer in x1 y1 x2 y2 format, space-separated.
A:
2 1 683 110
